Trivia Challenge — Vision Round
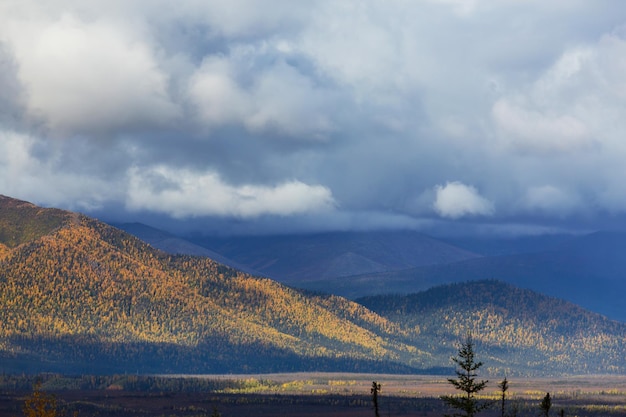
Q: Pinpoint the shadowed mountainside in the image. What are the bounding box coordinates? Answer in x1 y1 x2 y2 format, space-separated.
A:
183 230 482 282
116 222 262 276
299 233 626 322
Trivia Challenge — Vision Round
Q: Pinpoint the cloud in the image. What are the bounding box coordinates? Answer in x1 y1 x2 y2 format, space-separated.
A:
492 99 592 155
0 131 119 210
243 59 336 139
6 13 179 135
492 29 626 157
126 166 336 218
521 185 583 216
188 44 339 140
2 1 626 235
433 182 495 219
188 55 250 128
0 42 25 128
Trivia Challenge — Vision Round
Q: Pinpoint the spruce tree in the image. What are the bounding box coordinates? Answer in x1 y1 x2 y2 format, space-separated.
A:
498 377 509 417
539 393 551 417
371 381 381 417
441 333 491 417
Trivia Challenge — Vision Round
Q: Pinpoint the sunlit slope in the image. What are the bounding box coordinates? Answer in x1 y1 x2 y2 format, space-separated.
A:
0 197 414 373
0 195 71 248
358 280 626 375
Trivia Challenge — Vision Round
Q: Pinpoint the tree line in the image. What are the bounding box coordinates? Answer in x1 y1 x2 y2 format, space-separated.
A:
16 334 560 417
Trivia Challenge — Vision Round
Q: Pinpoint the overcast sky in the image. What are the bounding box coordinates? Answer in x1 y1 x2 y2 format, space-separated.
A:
2 0 626 236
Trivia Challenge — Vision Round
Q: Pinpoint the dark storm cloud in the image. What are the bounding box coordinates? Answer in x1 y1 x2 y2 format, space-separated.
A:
2 0 626 235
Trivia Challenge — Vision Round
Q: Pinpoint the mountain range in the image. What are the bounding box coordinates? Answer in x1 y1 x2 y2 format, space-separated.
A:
120 224 626 322
2 195 626 376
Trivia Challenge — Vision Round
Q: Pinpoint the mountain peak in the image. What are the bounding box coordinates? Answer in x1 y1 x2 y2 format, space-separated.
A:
0 195 72 248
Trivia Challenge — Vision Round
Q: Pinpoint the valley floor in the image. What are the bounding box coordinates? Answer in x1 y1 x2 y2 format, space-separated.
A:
3 373 626 416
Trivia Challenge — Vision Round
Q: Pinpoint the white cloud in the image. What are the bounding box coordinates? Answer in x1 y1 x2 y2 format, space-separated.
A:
5 13 179 134
521 185 583 215
429 0 479 16
188 45 338 139
492 99 592 155
433 181 494 219
126 166 336 218
244 60 335 139
0 131 117 210
492 30 626 158
188 55 251 127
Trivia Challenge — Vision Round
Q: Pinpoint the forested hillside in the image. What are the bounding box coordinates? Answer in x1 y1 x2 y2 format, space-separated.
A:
358 280 626 375
2 196 626 376
0 195 70 249
0 196 415 374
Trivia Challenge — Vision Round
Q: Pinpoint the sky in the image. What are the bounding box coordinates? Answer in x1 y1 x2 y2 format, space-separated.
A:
2 0 626 237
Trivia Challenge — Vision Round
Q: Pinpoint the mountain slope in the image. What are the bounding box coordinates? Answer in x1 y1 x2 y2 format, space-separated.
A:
186 230 482 282
0 195 71 249
358 280 626 375
0 197 415 374
2 196 626 375
116 222 262 276
302 232 626 321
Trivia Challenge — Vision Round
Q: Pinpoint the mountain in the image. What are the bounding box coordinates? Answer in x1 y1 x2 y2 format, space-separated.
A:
183 230 482 282
0 195 70 249
159 224 626 322
441 233 576 256
0 196 416 374
115 222 262 276
298 232 626 321
358 280 626 376
2 195 626 375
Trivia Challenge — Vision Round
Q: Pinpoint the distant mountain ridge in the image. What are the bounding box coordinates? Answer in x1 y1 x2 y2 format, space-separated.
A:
123 221 626 322
116 222 262 276
184 230 482 282
299 232 626 322
2 195 626 375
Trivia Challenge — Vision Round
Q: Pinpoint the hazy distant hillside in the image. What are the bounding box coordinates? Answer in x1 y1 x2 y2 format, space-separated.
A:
187 231 481 282
441 233 575 256
121 223 626 321
116 222 261 276
301 232 626 322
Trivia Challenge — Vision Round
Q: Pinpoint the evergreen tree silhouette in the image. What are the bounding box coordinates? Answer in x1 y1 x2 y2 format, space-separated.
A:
371 381 381 417
441 333 492 417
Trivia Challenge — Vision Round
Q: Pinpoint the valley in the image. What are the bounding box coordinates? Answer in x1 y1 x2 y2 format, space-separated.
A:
3 373 626 417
